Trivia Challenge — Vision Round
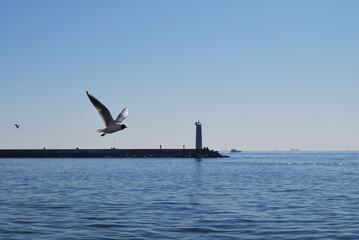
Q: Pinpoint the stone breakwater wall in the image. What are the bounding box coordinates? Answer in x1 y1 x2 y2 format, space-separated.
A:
0 148 228 158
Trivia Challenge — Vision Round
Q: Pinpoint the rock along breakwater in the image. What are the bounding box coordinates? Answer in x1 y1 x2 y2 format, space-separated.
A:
0 148 228 158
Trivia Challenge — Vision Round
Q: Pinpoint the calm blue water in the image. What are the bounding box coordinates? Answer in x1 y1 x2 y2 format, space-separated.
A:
1 152 359 239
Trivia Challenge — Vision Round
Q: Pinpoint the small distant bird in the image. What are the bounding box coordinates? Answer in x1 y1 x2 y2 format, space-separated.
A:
15 124 20 129
86 91 128 137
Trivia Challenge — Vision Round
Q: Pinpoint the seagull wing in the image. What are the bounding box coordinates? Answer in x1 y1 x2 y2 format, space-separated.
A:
86 91 114 126
115 108 128 123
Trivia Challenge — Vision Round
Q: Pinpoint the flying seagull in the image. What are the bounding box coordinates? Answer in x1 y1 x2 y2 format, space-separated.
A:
15 124 20 129
86 91 128 137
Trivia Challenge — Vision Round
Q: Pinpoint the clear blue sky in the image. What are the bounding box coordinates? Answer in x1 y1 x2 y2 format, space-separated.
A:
1 0 358 150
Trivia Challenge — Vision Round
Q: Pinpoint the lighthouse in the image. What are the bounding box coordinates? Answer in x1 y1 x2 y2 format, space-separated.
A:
195 121 202 149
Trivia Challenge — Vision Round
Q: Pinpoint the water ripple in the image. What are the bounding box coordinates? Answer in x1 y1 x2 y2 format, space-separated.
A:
1 152 359 239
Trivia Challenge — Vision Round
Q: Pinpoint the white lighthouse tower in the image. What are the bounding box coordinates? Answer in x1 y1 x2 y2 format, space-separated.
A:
195 121 202 149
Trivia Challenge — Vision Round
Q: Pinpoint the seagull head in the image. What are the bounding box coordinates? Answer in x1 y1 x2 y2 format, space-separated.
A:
122 124 127 129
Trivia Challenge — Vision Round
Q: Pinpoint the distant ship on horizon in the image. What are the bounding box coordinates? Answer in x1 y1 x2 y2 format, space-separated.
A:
230 148 241 153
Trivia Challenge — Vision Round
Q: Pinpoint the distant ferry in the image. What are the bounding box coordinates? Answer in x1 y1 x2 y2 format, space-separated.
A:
230 149 241 153
290 148 299 151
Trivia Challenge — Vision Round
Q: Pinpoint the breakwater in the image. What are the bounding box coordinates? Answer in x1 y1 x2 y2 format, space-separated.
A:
0 148 228 158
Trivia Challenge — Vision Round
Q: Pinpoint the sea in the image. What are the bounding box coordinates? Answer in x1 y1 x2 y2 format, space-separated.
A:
1 151 359 240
